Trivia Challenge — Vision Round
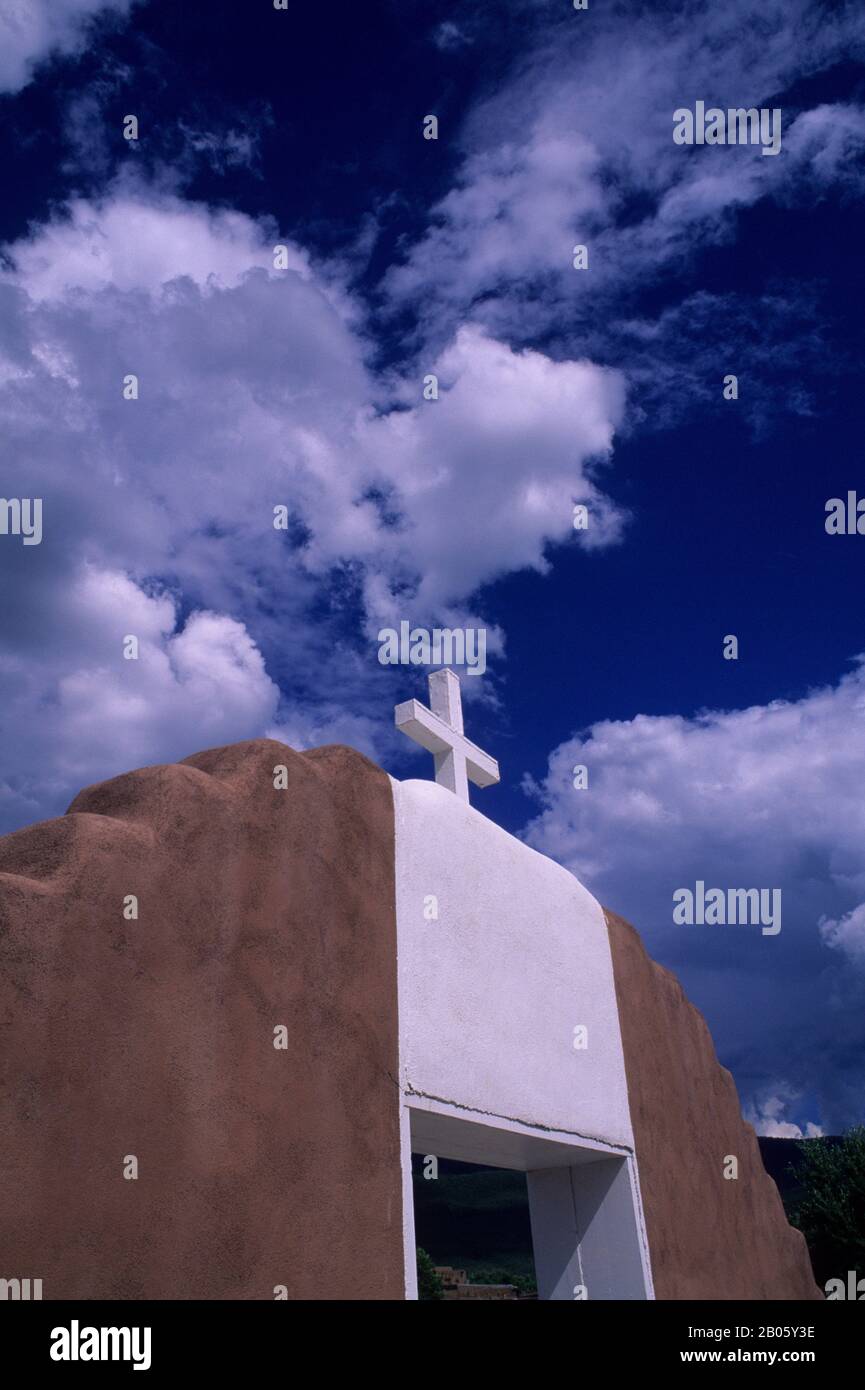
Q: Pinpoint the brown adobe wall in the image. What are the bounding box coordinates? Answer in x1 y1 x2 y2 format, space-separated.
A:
605 909 821 1300
0 739 404 1299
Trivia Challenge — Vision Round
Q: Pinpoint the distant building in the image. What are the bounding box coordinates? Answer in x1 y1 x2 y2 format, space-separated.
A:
434 1266 518 1301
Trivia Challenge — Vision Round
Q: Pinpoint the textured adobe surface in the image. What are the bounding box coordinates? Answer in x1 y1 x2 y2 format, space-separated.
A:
605 909 821 1300
0 740 403 1299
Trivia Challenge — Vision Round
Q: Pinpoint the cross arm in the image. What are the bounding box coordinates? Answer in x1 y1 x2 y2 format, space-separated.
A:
394 699 500 788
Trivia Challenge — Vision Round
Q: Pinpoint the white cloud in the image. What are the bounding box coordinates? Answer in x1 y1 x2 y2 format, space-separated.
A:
385 1 865 346
523 660 865 898
820 902 865 968
0 0 138 94
351 325 625 621
0 188 625 622
782 102 865 194
744 1088 823 1139
0 565 280 823
0 186 626 824
522 659 865 1129
265 707 381 762
6 193 309 301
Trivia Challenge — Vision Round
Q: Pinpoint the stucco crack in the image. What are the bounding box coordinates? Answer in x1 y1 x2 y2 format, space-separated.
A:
403 1082 634 1156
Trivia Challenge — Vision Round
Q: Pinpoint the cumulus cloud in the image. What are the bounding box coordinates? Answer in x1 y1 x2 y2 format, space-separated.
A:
0 185 625 825
352 326 625 621
0 565 279 826
0 0 138 94
522 659 865 1130
744 1088 823 1139
0 189 624 618
7 194 310 300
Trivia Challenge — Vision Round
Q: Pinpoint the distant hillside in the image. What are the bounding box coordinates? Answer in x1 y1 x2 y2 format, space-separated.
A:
411 1157 534 1283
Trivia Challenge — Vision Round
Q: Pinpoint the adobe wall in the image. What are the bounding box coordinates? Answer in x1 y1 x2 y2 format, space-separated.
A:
0 740 404 1299
605 909 821 1300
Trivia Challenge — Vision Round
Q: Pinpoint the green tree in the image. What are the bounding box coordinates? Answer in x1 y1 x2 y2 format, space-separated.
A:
416 1247 445 1301
789 1127 865 1289
470 1266 536 1296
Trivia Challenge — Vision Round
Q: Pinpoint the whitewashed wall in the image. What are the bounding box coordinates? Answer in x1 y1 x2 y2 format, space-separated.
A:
392 777 634 1149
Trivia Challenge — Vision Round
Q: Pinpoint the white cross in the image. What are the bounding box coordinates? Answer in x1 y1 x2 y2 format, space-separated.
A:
394 668 500 802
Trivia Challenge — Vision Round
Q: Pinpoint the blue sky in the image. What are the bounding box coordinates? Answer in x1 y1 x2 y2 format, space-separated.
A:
1 0 864 1136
